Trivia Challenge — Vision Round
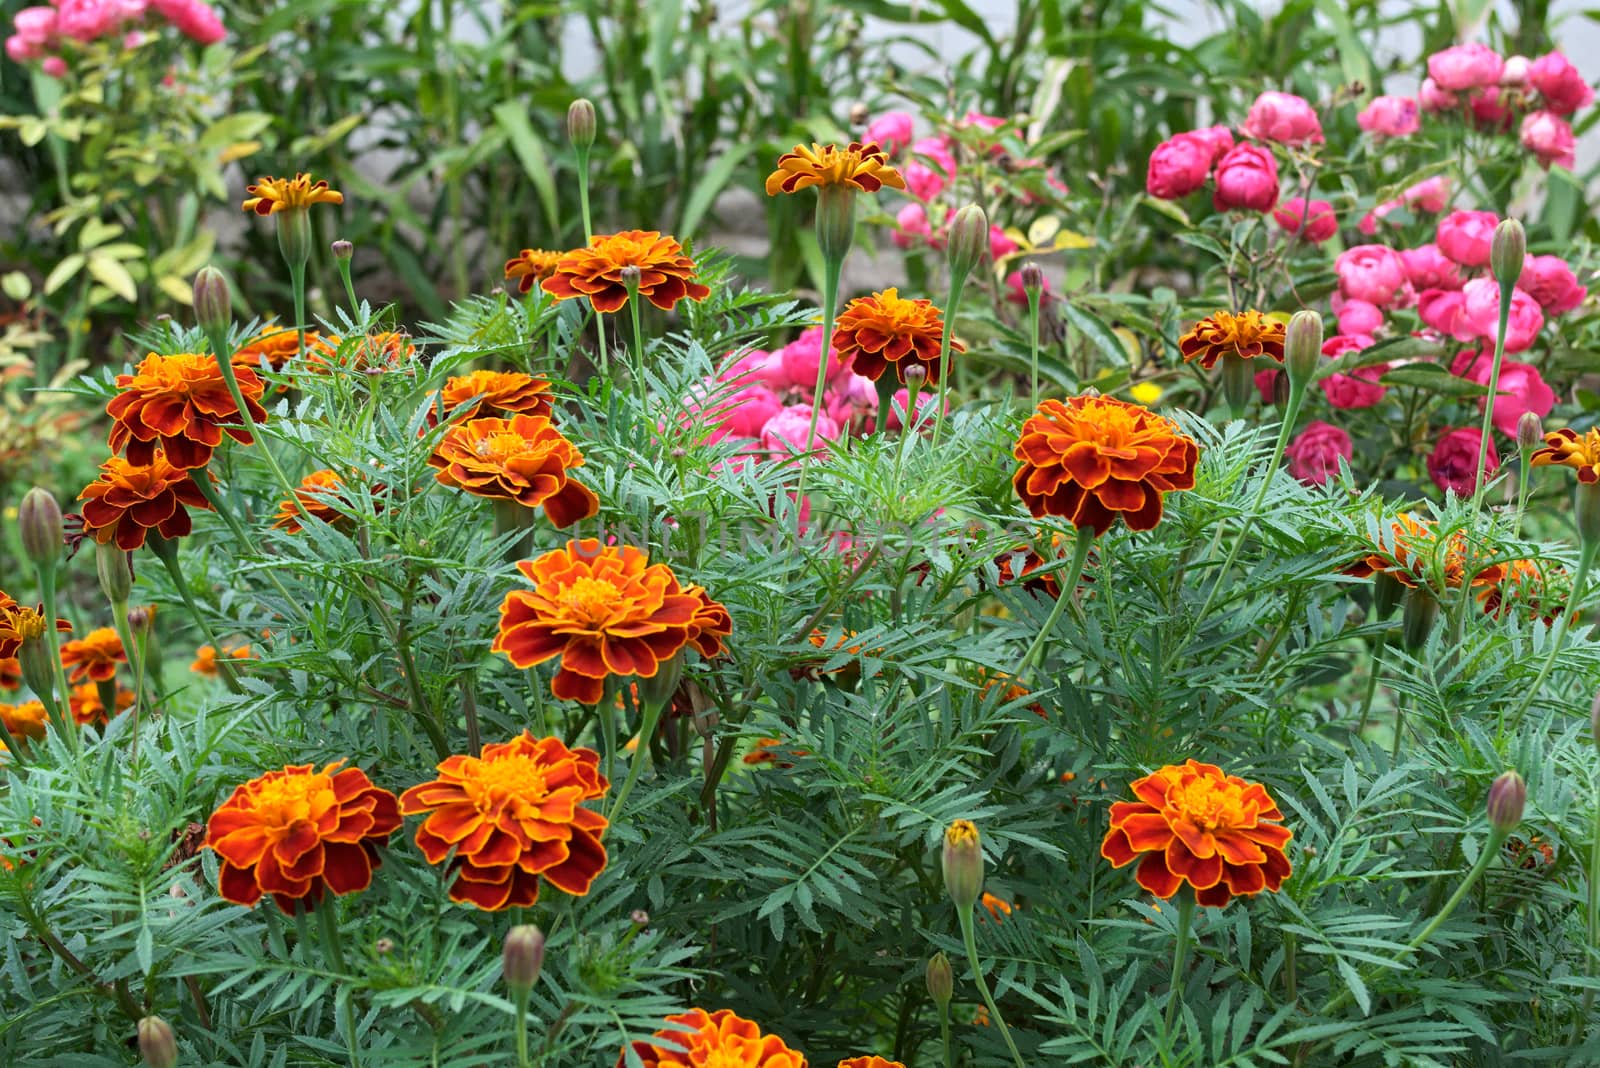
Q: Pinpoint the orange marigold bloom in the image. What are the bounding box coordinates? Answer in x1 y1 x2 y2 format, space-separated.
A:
232 322 316 374
1 699 49 741
493 540 726 705
1479 558 1566 622
743 737 809 768
1178 310 1286 370
306 331 415 375
0 591 69 661
272 469 358 533
70 683 135 727
434 370 554 425
399 732 609 911
1347 513 1505 591
504 249 562 294
1531 427 1600 482
1012 395 1199 536
831 288 962 385
0 656 19 691
60 627 126 684
764 141 907 196
993 532 1090 600
1101 759 1292 908
622 1008 807 1068
979 891 1013 921
78 452 212 551
541 230 711 314
241 173 344 216
107 352 268 470
429 414 598 527
204 761 402 914
838 1059 904 1068
191 643 254 677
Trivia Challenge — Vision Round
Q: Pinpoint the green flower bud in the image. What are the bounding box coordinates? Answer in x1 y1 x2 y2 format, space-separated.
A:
637 651 683 711
17 487 62 569
567 98 596 150
18 633 54 699
192 266 231 337
925 951 954 1008
502 924 545 991
946 204 989 281
1486 770 1526 834
941 819 984 910
1019 262 1044 297
1490 218 1526 287
138 1015 178 1068
96 542 133 606
1400 587 1438 653
1372 570 1404 620
1284 310 1323 393
1221 353 1254 420
276 209 312 271
1516 411 1544 452
619 265 641 303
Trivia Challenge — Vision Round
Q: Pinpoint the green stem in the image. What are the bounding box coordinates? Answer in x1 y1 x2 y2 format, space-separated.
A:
289 260 308 372
1504 538 1597 736
1026 288 1042 411
514 981 533 1068
36 565 78 750
575 146 607 377
931 274 966 448
628 297 647 418
204 325 301 509
957 905 1025 1068
1359 630 1387 733
794 254 843 512
1010 533 1093 684
598 698 618 792
608 697 664 824
336 257 359 316
938 1010 952 1068
1470 278 1513 515
150 540 242 695
1163 891 1196 1040
317 900 361 1068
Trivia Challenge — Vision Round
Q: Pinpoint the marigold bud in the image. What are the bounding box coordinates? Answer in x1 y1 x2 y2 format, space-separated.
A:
96 542 133 606
137 1015 177 1068
18 486 62 569
925 951 954 1008
1486 770 1526 834
1284 310 1323 393
946 204 989 280
619 264 641 301
1372 570 1404 620
502 924 545 991
192 266 231 336
1491 218 1526 287
19 629 53 699
1019 262 1044 297
1516 411 1544 452
276 208 312 271
128 604 156 636
1400 587 1438 652
1577 482 1600 550
941 819 984 910
331 239 354 261
567 98 596 149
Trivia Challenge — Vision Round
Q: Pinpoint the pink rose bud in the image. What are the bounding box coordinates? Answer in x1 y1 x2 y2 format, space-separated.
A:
1528 51 1595 115
1240 90 1323 145
1520 110 1576 170
40 54 66 77
1145 133 1214 200
1284 420 1352 486
1436 210 1500 268
1428 42 1505 91
1518 255 1587 314
1212 143 1279 213
1272 197 1337 242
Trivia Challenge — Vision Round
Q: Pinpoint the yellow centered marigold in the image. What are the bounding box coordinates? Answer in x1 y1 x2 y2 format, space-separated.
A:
1347 513 1505 591
70 682 134 727
399 732 610 911
0 591 69 661
107 352 268 470
1101 759 1292 908
493 540 731 706
59 627 127 684
504 249 562 293
78 452 212 551
1178 311 1286 370
232 322 316 374
434 370 554 425
1 699 49 740
204 761 401 914
764 141 907 196
831 288 962 385
429 414 598 526
272 469 360 533
1531 427 1600 483
621 1008 808 1068
241 173 344 215
306 331 415 375
542 230 711 314
1012 395 1199 536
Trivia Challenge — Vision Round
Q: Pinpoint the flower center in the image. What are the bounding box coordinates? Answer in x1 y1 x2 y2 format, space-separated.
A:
250 773 332 833
698 1039 760 1068
475 430 536 462
563 577 626 624
1170 778 1247 831
465 754 549 810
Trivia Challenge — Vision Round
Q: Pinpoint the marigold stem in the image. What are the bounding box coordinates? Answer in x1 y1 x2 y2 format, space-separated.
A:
150 539 242 695
1010 532 1093 685
1470 277 1513 514
957 904 1026 1068
513 980 534 1068
609 696 664 825
575 146 607 377
794 254 844 513
1025 288 1042 412
628 297 647 418
1162 891 1196 1040
931 273 966 449
1579 775 1600 1037
36 564 79 751
316 899 361 1068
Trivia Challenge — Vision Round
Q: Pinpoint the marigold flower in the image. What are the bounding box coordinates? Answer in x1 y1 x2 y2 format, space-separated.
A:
1011 395 1199 535
306 332 415 375
240 173 344 216
399 732 609 911
493 540 727 705
0 592 69 661
1100 759 1292 907
59 627 126 684
272 469 360 533
839 1059 904 1068
204 761 402 914
1347 513 1505 591
0 657 18 691
1178 310 1286 370
1 699 49 741
1531 427 1600 482
542 230 710 314
1479 558 1566 623
622 1008 807 1068
435 370 554 425
504 249 562 293
70 682 135 727
991 532 1098 600
78 452 212 551
764 141 907 195
429 414 598 527
232 323 316 374
191 643 254 677
743 737 808 767
979 891 1013 922
831 288 962 385
107 352 268 470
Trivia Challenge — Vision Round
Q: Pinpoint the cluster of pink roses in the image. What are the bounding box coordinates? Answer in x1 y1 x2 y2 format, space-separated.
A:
1416 44 1593 169
6 0 223 75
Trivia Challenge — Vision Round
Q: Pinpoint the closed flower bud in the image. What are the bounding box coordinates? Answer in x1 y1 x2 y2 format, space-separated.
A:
1491 218 1526 287
1400 587 1438 652
1486 770 1526 834
1373 570 1404 620
128 604 156 635
18 486 62 568
192 266 231 336
567 98 596 149
1020 262 1044 297
1517 411 1544 452
502 924 545 991
96 542 133 606
925 951 954 1008
1284 309 1323 392
331 239 354 261
1577 482 1600 550
619 264 641 299
815 183 858 262
276 208 312 270
946 204 989 280
941 819 984 910
19 636 54 704
138 1015 177 1068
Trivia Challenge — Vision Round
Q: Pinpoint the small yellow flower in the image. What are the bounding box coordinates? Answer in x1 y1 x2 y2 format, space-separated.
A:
1129 381 1164 405
764 142 906 196
241 173 344 216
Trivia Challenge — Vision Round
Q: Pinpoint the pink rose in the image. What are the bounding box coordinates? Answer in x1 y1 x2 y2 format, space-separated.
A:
1417 289 1475 341
779 326 849 391
1428 42 1505 91
1241 91 1323 145
1469 87 1515 132
864 111 914 155
172 0 225 45
1428 427 1498 497
1319 334 1387 409
1419 78 1459 112
40 53 66 76
1452 350 1556 437
892 202 933 249
1403 177 1450 214
760 404 841 460
4 35 35 61
719 348 786 391
1212 143 1279 212
13 6 56 46
1400 244 1463 291
1187 125 1235 163
1460 277 1544 353
1519 255 1587 314
1520 110 1576 169
1255 366 1284 405
1358 95 1420 138
1528 51 1595 115
989 225 1017 262
1337 299 1384 336
904 137 956 200
960 110 1006 132
1272 197 1337 242
1502 55 1532 86
1335 244 1409 306
55 0 118 42
1145 133 1215 200
1285 421 1353 486
1436 209 1499 267
712 381 785 439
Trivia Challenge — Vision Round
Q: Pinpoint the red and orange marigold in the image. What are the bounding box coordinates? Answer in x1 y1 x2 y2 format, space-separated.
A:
435 370 554 425
1 699 49 741
831 288 962 384
0 591 69 661
0 656 19 691
1178 310 1286 370
764 142 906 196
272 469 358 533
59 627 126 684
1347 512 1505 592
70 683 134 727
191 643 253 677
493 540 729 705
399 732 609 911
504 249 562 294
1531 426 1600 482
1101 759 1292 908
306 331 415 375
839 1059 903 1068
541 230 711 314
232 322 316 374
622 1008 807 1068
429 414 598 527
78 452 212 551
204 761 402 914
241 173 344 216
107 352 268 470
1012 395 1199 535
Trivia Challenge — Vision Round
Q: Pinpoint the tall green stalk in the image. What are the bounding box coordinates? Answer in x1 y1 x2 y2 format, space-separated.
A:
1162 892 1196 1040
793 254 843 511
930 272 965 448
1469 276 1513 514
956 905 1026 1068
